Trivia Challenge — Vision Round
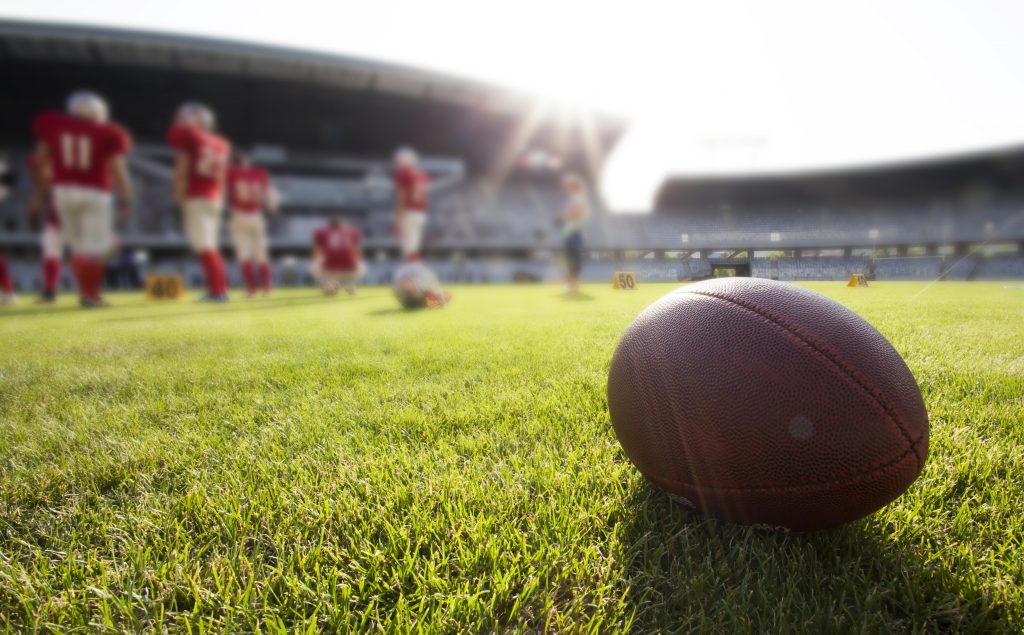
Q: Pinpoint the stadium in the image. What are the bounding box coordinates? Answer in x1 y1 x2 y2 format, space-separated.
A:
3 21 1023 290
1 10 1023 633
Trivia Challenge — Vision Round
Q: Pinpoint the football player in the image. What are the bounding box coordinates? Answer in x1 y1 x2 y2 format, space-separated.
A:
227 152 278 297
311 216 364 296
33 90 133 308
167 102 231 302
561 173 590 295
392 147 429 262
26 153 62 303
0 255 12 305
392 261 451 309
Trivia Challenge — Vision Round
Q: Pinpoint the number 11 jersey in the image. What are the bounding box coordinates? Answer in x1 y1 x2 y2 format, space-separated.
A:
33 111 132 192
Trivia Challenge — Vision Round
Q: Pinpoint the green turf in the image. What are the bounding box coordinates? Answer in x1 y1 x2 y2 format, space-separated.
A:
1 281 1022 632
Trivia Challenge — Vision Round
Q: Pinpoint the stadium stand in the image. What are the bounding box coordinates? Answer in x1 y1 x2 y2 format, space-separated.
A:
751 257 871 281
979 254 1024 279
940 255 982 280
873 257 943 280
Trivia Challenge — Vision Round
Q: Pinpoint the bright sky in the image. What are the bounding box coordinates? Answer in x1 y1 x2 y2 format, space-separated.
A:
4 0 1024 209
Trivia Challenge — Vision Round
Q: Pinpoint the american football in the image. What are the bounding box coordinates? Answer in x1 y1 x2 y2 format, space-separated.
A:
608 278 929 531
1 1 1023 631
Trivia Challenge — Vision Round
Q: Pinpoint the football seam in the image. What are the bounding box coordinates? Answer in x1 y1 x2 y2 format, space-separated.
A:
645 437 923 494
682 289 923 470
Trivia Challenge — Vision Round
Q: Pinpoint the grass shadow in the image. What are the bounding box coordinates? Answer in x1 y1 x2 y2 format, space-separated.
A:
614 482 1014 632
367 307 421 316
559 292 596 302
97 294 370 323
0 304 91 319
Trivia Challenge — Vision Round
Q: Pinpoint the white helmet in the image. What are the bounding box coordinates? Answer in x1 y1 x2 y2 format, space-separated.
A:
66 90 109 123
394 146 418 168
393 261 443 310
176 101 216 131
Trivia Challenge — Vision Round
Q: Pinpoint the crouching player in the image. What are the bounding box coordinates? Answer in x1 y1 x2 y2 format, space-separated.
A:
227 152 278 297
311 216 364 296
167 102 231 302
392 261 451 309
33 91 133 308
26 154 62 303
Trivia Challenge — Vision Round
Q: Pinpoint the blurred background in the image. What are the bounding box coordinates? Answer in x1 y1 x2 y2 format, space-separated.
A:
2 1 1024 289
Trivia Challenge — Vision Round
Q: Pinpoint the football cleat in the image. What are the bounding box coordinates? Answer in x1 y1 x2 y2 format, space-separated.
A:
425 290 451 308
79 296 109 308
196 293 229 303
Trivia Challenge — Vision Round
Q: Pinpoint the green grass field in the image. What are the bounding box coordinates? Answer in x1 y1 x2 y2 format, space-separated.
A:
1 281 1022 632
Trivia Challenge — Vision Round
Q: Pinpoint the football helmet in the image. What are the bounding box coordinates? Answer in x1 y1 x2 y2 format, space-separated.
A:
392 262 449 309
66 90 109 123
176 101 216 131
394 146 418 168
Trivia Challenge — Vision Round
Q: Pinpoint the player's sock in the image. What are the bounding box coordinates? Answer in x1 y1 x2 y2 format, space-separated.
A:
241 261 257 294
86 258 105 300
199 251 217 295
42 258 61 294
212 253 228 296
258 262 272 293
71 255 101 300
0 255 13 294
70 255 87 298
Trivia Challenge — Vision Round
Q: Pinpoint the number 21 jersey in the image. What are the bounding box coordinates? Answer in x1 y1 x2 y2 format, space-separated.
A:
166 124 231 202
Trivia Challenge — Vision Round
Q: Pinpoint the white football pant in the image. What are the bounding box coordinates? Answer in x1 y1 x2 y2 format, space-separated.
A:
321 263 365 292
41 222 62 259
230 212 268 263
399 212 426 258
183 199 222 253
53 185 113 256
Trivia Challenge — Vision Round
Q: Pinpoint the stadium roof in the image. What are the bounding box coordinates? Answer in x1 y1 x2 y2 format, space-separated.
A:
0 19 624 173
0 19 550 115
655 143 1024 212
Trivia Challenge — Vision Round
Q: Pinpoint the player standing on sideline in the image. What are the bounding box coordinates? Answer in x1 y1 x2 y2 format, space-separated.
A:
311 216 364 296
227 152 278 297
32 91 133 308
26 154 62 303
560 173 590 295
392 147 429 262
167 102 231 302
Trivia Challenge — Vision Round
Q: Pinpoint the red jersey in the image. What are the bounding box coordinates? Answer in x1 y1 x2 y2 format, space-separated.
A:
227 166 271 213
166 124 231 201
313 225 362 271
25 154 60 227
32 111 132 191
393 166 429 212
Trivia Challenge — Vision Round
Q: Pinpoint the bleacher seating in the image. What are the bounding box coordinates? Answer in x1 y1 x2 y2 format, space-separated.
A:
979 254 1024 279
873 257 942 280
588 205 1024 251
940 255 981 280
752 257 871 281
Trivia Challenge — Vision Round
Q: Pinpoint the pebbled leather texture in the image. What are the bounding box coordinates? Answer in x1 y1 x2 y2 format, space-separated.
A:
607 278 929 531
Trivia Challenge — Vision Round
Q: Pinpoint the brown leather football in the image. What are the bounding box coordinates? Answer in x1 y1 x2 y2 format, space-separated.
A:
607 278 928 531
